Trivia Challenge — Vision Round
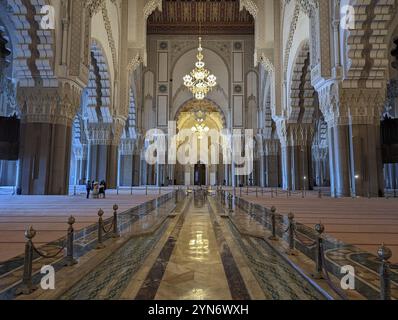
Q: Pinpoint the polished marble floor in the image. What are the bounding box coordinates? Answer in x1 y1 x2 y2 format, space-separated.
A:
153 197 233 300
1 190 396 300
240 192 398 262
0 189 169 262
52 191 331 300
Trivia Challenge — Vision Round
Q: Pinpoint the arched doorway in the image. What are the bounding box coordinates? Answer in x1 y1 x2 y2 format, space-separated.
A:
194 162 206 186
175 99 226 186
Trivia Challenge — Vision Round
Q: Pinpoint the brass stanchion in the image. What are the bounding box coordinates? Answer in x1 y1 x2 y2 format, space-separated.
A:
15 226 38 295
378 244 392 300
113 204 119 238
312 223 325 279
286 213 297 255
65 216 78 266
96 209 105 249
268 207 278 241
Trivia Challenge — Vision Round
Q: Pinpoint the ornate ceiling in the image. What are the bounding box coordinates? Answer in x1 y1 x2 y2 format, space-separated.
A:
147 0 254 35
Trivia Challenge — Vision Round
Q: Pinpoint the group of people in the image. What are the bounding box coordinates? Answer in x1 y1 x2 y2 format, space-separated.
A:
86 179 107 199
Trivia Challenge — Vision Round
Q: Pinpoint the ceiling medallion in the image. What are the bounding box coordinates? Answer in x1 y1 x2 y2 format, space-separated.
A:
183 37 217 100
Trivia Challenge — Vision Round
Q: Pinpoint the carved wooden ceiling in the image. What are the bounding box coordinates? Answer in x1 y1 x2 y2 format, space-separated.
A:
147 0 254 35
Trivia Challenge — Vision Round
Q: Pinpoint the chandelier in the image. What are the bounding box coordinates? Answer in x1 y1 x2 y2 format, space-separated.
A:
183 37 217 100
191 109 209 139
191 123 210 140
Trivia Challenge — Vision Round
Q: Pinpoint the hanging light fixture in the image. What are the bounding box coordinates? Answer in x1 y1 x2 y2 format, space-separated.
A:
191 123 210 140
183 37 217 100
191 108 210 139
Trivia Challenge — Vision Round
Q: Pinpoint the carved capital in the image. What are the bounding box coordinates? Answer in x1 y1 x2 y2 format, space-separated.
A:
17 81 82 126
86 117 125 146
318 82 385 126
276 120 314 147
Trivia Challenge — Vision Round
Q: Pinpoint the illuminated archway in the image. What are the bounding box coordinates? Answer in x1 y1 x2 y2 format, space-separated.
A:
174 99 226 186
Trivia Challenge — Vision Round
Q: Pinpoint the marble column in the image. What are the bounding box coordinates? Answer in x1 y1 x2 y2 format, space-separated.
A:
87 144 98 181
350 123 384 197
19 122 72 195
292 145 313 191
313 149 329 187
281 146 292 190
291 146 300 190
0 160 17 186
78 158 88 184
16 83 82 195
106 144 118 189
132 154 141 186
224 164 230 186
140 160 148 186
231 163 236 187
259 155 265 187
87 144 118 189
327 126 337 197
265 154 279 187
332 125 351 197
147 164 154 185
119 154 133 186
314 154 321 187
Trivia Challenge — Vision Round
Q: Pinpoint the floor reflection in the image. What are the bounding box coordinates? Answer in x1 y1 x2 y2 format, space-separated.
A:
189 231 210 259
155 194 232 300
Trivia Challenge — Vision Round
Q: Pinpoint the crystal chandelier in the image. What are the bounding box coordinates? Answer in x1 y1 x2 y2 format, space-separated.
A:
183 37 217 100
191 109 209 139
191 123 210 140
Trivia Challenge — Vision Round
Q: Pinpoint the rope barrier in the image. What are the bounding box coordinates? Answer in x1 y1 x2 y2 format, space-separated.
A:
32 243 65 259
293 229 317 248
378 244 393 300
96 205 119 249
320 242 349 300
102 219 115 234
14 193 180 297
15 217 77 296
232 196 398 300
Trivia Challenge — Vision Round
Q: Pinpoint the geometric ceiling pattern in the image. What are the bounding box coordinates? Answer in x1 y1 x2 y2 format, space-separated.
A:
147 0 254 35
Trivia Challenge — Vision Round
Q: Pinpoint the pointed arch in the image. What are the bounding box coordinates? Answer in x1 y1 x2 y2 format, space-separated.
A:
288 40 316 124
85 39 112 124
0 0 56 87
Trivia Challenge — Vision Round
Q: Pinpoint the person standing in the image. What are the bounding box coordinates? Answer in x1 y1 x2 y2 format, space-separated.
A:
86 180 92 199
99 180 107 199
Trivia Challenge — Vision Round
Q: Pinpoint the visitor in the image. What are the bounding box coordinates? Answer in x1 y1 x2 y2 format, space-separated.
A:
99 180 106 199
86 180 92 199
92 182 99 199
